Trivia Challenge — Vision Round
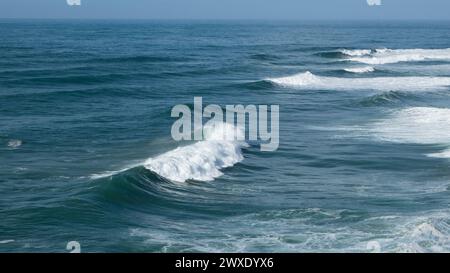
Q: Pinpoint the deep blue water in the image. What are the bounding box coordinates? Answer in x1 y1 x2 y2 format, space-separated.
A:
1 20 450 252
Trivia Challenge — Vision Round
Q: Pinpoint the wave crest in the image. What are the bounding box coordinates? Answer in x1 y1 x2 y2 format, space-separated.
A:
341 49 373 57
345 48 450 65
144 122 248 183
369 107 450 144
266 71 450 92
344 66 375 73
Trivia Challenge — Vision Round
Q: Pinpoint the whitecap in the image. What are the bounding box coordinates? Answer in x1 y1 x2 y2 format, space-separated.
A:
427 149 450 159
343 66 375 73
7 139 22 148
144 122 248 183
368 107 450 144
347 48 450 65
340 49 373 57
267 71 450 92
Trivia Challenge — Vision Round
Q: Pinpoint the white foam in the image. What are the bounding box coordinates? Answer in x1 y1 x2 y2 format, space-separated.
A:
144 122 248 183
344 66 375 73
340 49 372 56
369 107 450 144
7 139 22 148
347 48 450 65
365 107 450 158
396 216 450 253
0 240 14 244
411 223 445 239
130 208 450 252
267 71 450 92
427 149 450 159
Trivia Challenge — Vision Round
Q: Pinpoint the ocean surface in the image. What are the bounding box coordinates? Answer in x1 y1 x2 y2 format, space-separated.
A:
1 20 450 252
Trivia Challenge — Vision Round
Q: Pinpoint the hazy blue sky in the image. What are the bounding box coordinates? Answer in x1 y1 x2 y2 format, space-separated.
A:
0 0 449 20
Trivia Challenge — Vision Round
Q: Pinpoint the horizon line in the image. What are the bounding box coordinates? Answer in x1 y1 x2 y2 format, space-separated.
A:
1 17 450 21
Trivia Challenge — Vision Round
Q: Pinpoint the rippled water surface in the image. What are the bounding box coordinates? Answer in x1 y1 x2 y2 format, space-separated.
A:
1 20 450 252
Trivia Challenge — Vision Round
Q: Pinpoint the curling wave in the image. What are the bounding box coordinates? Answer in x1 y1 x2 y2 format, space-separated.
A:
266 71 450 92
144 122 248 183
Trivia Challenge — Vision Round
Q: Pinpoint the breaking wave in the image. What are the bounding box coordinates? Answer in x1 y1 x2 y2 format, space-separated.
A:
343 66 375 73
343 48 450 65
369 107 450 144
341 49 373 57
266 71 450 92
368 107 450 158
144 122 248 183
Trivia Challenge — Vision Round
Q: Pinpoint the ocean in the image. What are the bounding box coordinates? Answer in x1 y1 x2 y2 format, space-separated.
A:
1 19 450 252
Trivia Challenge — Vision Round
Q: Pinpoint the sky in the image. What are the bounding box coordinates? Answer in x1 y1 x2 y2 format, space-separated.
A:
0 0 449 20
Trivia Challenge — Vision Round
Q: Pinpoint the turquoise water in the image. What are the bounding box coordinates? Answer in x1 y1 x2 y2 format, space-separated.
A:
1 20 450 252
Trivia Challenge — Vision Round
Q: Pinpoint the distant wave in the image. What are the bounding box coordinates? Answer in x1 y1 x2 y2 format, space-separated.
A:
316 49 373 59
368 107 450 158
144 122 248 183
7 139 22 149
343 66 375 73
370 107 450 144
342 48 450 65
358 91 411 106
341 49 373 57
266 71 450 92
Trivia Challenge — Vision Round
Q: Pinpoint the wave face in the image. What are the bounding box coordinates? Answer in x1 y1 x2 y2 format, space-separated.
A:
344 48 450 64
144 122 247 182
267 71 450 92
344 66 375 73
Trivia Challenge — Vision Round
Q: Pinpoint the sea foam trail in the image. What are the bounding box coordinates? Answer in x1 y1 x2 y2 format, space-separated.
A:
342 48 450 65
144 122 248 183
267 71 450 92
368 107 450 158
